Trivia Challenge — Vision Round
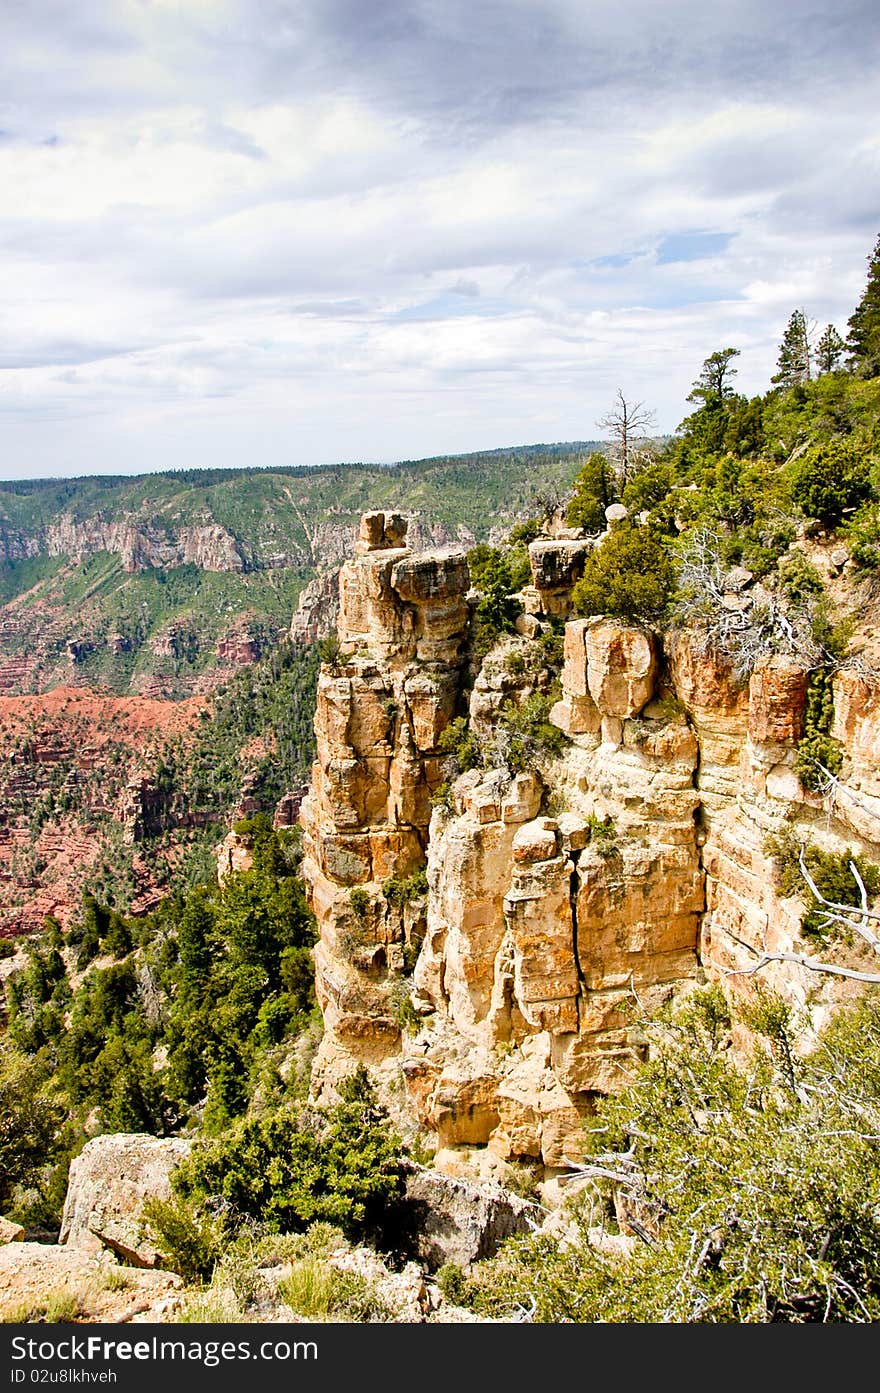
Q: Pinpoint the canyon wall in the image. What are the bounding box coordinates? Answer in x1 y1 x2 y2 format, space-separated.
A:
299 513 880 1181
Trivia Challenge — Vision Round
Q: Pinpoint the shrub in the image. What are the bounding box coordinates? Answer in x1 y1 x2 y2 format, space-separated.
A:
764 828 880 938
795 667 843 792
279 1258 390 1321
795 731 843 791
492 692 565 774
466 545 525 660
436 1262 474 1307
565 453 618 532
586 814 617 856
572 523 676 621
847 501 880 569
0 1042 67 1213
460 989 880 1323
141 1193 228 1283
430 781 454 812
437 716 482 778
620 462 673 516
789 441 873 527
777 551 825 604
382 869 428 908
507 519 542 546
388 977 421 1033
349 888 370 922
170 1067 407 1249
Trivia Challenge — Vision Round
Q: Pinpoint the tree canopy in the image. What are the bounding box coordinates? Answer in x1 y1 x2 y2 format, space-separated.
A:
846 232 880 378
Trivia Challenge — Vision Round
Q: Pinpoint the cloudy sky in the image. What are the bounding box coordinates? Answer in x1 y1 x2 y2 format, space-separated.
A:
1 0 878 480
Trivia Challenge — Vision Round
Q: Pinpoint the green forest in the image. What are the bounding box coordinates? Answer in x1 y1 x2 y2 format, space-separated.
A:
0 443 596 697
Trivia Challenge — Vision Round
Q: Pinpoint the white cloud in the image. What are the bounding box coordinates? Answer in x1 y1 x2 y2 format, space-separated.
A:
0 0 878 477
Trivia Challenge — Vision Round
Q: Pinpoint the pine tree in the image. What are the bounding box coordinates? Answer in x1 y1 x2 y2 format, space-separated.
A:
815 323 845 374
771 309 813 388
680 347 741 454
565 452 618 532
686 347 740 408
846 232 880 378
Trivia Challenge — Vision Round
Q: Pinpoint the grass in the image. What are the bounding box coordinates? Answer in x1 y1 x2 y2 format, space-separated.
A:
278 1258 390 1322
1 1287 83 1323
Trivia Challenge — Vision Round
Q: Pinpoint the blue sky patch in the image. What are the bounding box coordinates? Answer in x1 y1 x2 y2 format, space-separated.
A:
657 231 732 264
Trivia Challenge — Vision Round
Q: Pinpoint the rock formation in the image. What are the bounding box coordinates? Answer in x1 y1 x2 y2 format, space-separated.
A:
402 1165 536 1268
300 518 880 1184
44 516 245 574
59 1134 193 1267
299 512 470 1093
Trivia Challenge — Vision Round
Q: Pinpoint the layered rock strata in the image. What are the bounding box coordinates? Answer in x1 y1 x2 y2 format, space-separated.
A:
301 516 880 1179
405 616 704 1175
299 513 471 1093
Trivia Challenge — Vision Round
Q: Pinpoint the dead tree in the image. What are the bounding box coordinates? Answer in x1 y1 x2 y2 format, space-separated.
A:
597 389 657 486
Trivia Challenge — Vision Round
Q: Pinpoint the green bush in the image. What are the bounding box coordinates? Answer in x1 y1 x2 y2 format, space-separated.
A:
388 977 421 1033
846 501 880 569
382 869 428 908
777 551 825 604
171 1067 407 1249
141 1193 228 1283
507 519 542 546
466 544 526 660
495 692 565 773
620 462 673 516
436 1262 474 1307
789 441 873 527
765 829 880 938
0 1042 67 1214
437 716 482 777
565 453 618 532
349 888 370 922
795 731 843 791
572 523 676 621
586 814 617 856
795 668 843 793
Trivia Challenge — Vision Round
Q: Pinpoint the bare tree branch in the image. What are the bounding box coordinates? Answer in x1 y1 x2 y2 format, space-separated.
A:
597 388 658 486
720 926 880 986
796 847 880 953
671 529 825 681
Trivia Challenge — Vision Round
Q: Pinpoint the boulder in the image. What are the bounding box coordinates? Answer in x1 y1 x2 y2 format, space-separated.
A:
586 622 658 717
528 540 590 591
390 552 470 604
0 1216 24 1245
59 1134 192 1267
512 817 559 864
402 1165 536 1268
604 503 629 525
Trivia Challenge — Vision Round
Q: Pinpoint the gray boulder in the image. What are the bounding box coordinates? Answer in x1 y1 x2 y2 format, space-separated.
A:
59 1133 192 1267
402 1165 537 1269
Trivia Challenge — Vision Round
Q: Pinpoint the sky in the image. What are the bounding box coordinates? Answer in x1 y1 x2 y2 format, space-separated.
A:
1 0 879 481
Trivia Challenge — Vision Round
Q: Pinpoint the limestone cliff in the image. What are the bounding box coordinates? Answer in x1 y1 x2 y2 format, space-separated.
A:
300 514 880 1183
44 515 246 573
299 512 470 1094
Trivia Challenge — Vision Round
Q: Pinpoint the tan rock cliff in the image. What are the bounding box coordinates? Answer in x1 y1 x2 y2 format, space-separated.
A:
300 513 880 1184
